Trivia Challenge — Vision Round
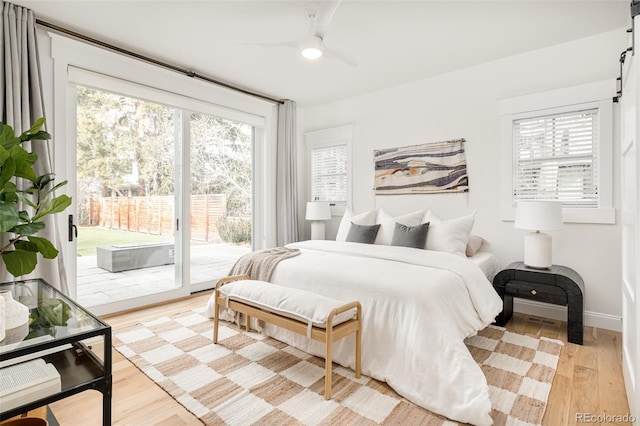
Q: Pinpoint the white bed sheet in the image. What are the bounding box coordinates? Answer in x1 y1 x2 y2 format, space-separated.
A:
469 251 502 282
206 241 502 425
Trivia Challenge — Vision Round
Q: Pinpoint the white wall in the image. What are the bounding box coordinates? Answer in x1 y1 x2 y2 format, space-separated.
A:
299 28 628 331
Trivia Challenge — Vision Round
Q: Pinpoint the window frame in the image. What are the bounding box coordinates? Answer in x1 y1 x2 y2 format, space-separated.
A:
305 125 354 217
499 80 615 224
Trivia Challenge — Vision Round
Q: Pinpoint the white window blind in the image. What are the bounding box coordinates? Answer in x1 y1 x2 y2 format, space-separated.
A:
311 144 347 205
513 108 599 208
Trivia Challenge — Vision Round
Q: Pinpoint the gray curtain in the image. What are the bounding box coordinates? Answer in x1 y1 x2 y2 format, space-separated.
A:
1 1 68 293
276 100 299 246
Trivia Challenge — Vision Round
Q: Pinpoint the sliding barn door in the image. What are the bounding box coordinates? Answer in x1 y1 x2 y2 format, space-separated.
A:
621 23 640 420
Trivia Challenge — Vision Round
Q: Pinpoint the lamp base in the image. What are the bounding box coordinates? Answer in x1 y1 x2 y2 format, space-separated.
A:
523 232 552 269
310 221 326 240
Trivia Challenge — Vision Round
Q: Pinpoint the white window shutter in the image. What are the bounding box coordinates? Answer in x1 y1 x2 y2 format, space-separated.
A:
513 108 599 208
311 144 347 205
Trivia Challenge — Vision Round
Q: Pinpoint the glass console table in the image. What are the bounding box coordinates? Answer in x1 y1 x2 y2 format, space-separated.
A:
0 279 111 425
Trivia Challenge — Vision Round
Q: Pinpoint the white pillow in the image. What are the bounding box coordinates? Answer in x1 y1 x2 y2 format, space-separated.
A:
423 210 476 257
336 209 377 242
375 208 425 245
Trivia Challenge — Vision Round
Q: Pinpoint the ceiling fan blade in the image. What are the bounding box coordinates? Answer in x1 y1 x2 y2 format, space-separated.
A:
245 40 301 50
311 0 343 38
322 46 358 67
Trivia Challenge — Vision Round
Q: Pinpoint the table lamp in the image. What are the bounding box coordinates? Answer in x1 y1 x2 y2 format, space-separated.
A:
306 201 331 240
514 201 563 269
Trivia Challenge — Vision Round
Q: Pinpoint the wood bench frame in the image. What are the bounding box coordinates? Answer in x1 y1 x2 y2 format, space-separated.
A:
213 274 362 399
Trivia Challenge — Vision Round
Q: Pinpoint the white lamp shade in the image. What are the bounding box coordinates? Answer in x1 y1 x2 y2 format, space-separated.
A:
514 201 564 231
305 201 331 221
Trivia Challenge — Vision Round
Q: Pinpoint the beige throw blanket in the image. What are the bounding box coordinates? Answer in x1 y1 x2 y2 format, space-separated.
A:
228 247 300 281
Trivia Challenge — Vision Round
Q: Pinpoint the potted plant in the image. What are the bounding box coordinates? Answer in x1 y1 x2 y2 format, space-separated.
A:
0 118 73 334
0 118 71 276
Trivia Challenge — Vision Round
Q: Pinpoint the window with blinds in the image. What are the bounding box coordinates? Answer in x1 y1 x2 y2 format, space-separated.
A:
311 144 347 205
513 108 599 208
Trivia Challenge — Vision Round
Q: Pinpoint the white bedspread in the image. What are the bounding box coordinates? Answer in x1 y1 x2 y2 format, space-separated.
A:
207 240 503 425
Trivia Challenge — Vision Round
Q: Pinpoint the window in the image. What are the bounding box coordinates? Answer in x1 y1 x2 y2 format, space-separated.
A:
311 144 347 205
513 108 599 207
305 125 353 215
500 80 615 224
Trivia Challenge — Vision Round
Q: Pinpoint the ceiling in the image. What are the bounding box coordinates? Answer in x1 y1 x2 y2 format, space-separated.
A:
14 1 631 107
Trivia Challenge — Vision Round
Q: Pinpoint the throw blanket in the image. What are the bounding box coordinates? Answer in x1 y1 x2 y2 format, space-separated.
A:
228 247 300 281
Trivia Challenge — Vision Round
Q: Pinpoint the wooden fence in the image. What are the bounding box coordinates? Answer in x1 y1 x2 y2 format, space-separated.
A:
82 194 227 242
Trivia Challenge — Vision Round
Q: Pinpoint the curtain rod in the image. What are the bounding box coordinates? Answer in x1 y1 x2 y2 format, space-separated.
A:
35 19 285 105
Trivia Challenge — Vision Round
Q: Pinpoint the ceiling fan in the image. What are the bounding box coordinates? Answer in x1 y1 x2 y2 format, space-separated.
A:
259 0 358 67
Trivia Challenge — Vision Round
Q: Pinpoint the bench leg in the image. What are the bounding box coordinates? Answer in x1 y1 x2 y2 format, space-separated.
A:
325 328 333 400
213 298 220 344
245 314 251 332
355 326 361 379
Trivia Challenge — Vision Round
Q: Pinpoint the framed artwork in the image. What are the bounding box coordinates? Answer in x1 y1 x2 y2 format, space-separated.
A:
374 138 468 194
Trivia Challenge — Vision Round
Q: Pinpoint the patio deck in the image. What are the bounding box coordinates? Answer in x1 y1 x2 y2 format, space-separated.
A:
77 243 250 307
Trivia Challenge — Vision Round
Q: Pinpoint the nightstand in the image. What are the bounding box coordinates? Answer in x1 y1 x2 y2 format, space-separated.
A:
493 261 584 345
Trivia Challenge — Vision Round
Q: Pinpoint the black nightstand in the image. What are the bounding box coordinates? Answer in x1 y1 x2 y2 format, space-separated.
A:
493 261 584 345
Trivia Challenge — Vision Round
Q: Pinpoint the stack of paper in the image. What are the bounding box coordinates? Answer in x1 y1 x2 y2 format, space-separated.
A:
0 358 61 412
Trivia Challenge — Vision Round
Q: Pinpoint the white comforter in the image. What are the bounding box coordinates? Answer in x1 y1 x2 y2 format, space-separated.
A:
207 240 503 425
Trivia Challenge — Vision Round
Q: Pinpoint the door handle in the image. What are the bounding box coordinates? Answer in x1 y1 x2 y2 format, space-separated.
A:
68 214 78 242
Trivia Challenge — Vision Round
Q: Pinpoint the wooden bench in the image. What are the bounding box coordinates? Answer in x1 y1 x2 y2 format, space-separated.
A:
212 274 362 399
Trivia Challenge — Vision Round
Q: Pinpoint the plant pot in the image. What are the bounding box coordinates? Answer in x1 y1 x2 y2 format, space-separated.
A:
0 406 49 426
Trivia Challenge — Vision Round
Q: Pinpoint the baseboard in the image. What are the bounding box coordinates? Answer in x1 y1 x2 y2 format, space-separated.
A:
513 299 622 332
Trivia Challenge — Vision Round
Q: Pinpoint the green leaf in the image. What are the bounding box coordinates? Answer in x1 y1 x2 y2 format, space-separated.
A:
14 239 39 252
32 194 72 222
0 155 16 187
0 190 17 203
0 124 17 148
1 181 17 194
0 181 18 203
27 117 46 134
0 201 19 232
1 249 38 276
15 192 38 209
9 145 37 182
20 117 50 143
23 130 51 142
0 145 9 165
10 221 45 236
28 236 59 259
35 174 54 189
50 180 68 193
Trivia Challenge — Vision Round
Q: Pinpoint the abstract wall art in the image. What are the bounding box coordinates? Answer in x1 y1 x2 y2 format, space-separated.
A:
373 138 468 194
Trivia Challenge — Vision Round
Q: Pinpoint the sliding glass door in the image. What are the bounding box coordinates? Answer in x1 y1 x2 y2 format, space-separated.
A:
51 37 275 316
67 82 256 314
74 86 182 311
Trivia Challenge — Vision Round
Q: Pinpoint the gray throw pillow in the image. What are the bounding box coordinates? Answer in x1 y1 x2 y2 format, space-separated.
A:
345 222 381 244
391 222 430 249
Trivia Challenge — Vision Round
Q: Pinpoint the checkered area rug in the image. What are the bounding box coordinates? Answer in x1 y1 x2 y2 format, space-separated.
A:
113 308 563 425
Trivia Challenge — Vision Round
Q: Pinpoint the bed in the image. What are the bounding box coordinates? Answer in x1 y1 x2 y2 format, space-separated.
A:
206 209 503 425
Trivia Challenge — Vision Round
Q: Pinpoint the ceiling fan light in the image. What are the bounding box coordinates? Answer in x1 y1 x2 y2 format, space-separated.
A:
301 46 323 60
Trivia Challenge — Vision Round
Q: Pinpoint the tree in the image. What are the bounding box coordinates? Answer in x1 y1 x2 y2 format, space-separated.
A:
190 113 252 216
76 86 253 226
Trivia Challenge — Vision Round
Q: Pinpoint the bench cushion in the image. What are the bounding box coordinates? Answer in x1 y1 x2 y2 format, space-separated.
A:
219 280 356 329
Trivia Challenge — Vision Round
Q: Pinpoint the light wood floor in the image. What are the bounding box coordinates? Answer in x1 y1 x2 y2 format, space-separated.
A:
49 292 631 425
